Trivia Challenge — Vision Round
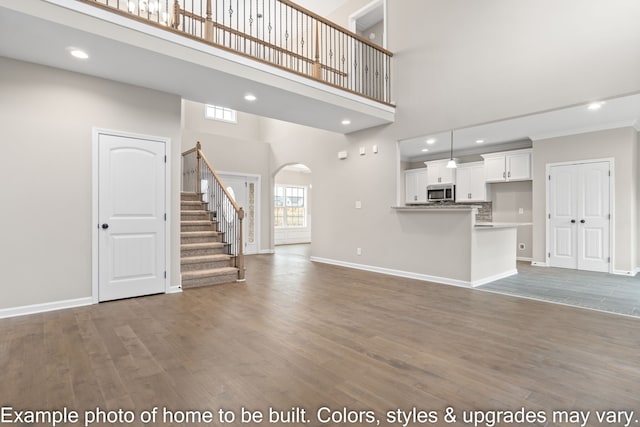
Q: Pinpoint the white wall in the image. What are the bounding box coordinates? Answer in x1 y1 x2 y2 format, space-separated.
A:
0 57 182 310
490 181 533 260
532 127 638 273
387 0 640 138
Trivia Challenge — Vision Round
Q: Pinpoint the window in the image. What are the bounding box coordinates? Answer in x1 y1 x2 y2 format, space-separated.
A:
274 185 307 227
205 104 237 123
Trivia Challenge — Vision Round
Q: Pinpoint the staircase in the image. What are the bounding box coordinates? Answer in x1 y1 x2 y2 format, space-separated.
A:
181 192 239 288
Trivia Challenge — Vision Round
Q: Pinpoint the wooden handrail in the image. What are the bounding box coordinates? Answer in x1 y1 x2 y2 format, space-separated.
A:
181 147 198 156
197 146 243 215
209 20 349 77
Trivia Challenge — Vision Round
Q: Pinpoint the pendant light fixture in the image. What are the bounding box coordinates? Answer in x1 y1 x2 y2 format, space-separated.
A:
446 130 457 169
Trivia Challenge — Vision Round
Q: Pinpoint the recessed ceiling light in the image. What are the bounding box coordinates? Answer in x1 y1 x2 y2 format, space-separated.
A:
587 102 605 110
476 139 485 144
244 94 257 102
421 148 429 152
69 49 89 59
341 119 351 125
426 139 436 145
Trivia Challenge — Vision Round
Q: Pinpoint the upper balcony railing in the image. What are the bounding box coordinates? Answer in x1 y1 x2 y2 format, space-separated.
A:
78 0 394 105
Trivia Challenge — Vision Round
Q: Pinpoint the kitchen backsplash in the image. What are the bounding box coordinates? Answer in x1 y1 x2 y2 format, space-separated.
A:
439 201 493 222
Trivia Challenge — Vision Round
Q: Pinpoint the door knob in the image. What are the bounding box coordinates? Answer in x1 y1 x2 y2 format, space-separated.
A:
571 219 576 223
101 223 109 229
580 219 586 224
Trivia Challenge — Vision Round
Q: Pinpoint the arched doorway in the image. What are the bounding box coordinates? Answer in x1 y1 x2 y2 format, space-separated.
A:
273 164 312 257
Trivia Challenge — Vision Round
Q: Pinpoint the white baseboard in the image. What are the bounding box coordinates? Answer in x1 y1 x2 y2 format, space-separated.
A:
612 269 637 277
259 249 275 254
0 297 94 319
471 270 518 287
516 257 533 262
166 285 183 294
310 257 513 288
531 261 548 267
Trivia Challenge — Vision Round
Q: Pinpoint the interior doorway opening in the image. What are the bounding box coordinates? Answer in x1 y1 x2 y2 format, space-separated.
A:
349 0 386 49
273 164 312 254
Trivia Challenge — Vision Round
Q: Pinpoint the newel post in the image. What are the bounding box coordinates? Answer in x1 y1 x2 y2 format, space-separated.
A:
195 141 202 194
237 207 245 281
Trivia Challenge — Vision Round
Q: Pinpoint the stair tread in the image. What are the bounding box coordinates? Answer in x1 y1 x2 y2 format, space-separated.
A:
182 267 238 279
181 231 221 236
181 220 215 224
181 242 227 249
181 254 231 263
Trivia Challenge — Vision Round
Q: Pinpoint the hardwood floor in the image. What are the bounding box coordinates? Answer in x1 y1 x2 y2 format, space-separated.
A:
1 252 639 426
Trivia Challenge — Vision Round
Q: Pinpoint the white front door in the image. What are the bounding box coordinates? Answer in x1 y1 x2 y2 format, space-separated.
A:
548 161 610 272
98 132 166 301
219 174 260 255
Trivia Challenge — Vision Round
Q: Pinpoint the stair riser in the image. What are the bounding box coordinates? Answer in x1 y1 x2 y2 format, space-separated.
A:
182 273 238 288
181 247 228 257
181 223 216 232
181 193 202 201
181 259 232 272
181 235 222 244
181 212 211 220
181 203 207 211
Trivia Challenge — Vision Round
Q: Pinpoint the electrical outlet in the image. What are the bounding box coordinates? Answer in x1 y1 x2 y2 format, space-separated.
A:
355 201 362 209
356 248 362 256
518 208 524 215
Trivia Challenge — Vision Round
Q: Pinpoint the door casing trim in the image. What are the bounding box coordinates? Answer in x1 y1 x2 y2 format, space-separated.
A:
91 128 172 304
217 171 262 255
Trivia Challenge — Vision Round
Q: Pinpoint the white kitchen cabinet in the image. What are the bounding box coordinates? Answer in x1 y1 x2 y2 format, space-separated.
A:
425 160 456 185
481 149 532 182
455 162 490 202
404 168 429 204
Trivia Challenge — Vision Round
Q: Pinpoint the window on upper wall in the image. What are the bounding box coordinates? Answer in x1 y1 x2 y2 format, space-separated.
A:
205 104 237 123
274 185 307 227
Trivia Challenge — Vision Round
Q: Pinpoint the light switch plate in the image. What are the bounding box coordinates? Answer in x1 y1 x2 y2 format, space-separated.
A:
359 146 366 155
355 201 362 209
372 145 378 153
338 150 348 160
518 208 524 215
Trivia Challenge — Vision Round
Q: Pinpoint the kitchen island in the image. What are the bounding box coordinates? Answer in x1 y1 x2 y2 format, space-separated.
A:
392 205 518 287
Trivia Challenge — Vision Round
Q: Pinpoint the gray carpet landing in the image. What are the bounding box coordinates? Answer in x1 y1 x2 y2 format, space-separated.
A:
479 262 640 318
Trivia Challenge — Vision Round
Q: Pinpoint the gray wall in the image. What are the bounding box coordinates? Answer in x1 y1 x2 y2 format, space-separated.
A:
359 20 384 48
259 0 640 279
181 1 640 278
531 127 638 273
0 57 182 310
490 181 533 260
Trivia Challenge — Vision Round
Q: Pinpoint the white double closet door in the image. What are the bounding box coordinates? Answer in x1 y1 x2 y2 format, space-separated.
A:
548 161 610 272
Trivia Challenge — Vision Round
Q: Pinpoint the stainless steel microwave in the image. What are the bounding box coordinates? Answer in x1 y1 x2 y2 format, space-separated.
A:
427 184 455 202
